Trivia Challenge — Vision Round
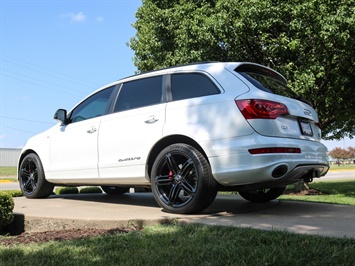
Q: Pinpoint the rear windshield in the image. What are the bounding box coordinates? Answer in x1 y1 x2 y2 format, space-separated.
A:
239 71 298 99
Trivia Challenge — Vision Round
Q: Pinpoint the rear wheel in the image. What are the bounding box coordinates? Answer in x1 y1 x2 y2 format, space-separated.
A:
19 153 54 198
151 144 217 214
238 187 286 203
101 186 129 195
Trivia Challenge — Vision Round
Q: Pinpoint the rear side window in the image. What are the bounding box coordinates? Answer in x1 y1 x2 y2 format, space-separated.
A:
238 71 297 99
114 76 163 112
171 73 220 101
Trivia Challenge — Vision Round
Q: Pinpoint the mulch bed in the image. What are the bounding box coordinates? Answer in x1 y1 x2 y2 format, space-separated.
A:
284 188 328 196
0 227 137 246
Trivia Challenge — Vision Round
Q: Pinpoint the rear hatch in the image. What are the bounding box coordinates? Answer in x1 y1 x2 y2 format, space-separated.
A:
226 63 321 141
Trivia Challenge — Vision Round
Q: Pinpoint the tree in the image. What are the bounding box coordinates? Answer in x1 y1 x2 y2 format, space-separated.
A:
328 147 352 162
348 147 355 160
129 0 355 140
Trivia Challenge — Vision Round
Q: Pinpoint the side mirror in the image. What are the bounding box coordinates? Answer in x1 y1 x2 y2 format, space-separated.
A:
54 109 68 124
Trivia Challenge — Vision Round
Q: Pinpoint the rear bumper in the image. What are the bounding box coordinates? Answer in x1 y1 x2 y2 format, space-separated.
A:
203 133 329 187
225 164 329 191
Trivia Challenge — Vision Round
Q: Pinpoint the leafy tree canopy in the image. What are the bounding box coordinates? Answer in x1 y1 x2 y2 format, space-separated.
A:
129 0 355 140
328 147 355 160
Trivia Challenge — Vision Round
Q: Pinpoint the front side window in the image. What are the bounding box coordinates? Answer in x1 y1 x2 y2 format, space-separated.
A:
70 86 115 123
114 76 163 112
171 73 220 101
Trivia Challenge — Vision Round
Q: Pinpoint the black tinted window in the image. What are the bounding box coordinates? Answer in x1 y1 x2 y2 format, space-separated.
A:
114 76 163 112
171 73 220 101
239 72 298 99
70 86 115 123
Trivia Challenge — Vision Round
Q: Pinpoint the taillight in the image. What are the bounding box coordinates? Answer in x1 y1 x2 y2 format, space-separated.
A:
235 99 289 119
249 147 301 154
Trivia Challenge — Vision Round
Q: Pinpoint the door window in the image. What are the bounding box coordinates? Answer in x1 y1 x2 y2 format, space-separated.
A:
114 76 163 112
70 86 115 123
171 73 220 101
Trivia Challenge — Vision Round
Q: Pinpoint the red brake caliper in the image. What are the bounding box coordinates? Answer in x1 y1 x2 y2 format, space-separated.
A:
168 171 173 180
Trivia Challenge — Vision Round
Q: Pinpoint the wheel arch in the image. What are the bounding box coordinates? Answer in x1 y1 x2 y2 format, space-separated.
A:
146 135 209 181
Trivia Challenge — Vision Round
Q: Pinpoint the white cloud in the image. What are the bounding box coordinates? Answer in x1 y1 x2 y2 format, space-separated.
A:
65 11 87 23
96 16 104 22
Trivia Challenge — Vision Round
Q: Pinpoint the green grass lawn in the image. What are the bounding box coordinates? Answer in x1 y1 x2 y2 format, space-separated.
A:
1 224 354 266
0 166 16 176
0 167 17 182
329 164 355 170
280 180 355 205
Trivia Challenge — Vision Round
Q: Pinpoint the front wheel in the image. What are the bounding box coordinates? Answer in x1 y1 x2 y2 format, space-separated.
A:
19 153 54 198
151 144 217 214
238 187 286 203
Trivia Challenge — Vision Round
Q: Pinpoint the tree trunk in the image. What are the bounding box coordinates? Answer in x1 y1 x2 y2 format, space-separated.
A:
290 181 309 193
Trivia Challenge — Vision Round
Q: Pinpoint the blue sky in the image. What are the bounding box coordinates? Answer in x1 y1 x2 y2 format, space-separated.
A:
1 0 140 148
0 0 353 151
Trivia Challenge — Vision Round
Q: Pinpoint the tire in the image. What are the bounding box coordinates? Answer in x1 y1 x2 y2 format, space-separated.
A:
238 187 286 203
151 143 217 214
19 153 54 198
101 186 129 195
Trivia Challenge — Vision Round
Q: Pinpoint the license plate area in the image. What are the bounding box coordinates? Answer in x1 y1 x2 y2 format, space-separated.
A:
299 120 313 136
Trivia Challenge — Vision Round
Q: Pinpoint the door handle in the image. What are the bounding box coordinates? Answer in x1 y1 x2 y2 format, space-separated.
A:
87 127 97 133
145 116 159 124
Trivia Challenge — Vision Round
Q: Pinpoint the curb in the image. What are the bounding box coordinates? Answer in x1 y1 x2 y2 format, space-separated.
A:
7 213 176 234
328 169 354 172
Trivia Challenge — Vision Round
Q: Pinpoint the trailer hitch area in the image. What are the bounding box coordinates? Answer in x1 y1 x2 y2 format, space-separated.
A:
303 169 321 183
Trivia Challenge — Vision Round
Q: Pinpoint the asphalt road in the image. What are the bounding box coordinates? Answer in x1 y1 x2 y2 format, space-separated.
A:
318 169 354 181
0 180 19 190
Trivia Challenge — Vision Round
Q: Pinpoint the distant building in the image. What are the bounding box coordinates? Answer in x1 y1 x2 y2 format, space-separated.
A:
0 148 21 167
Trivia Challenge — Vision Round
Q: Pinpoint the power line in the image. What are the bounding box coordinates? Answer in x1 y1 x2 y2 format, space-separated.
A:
1 125 37 134
1 53 101 89
1 68 88 95
0 116 54 125
1 72 84 98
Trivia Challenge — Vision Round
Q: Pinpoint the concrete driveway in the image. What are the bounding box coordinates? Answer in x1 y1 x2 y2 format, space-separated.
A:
13 193 355 238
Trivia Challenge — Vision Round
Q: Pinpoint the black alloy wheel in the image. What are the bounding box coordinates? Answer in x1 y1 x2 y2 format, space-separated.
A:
19 153 54 198
151 143 217 214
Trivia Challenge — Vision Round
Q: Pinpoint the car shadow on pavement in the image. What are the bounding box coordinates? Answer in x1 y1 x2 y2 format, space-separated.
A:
51 192 160 208
48 192 281 215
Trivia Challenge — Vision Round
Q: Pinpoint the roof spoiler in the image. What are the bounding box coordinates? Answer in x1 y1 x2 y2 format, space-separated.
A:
234 63 287 85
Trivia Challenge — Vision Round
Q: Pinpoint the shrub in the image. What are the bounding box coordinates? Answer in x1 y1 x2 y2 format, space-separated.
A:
55 187 79 195
0 193 14 230
80 187 102 194
0 190 23 197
